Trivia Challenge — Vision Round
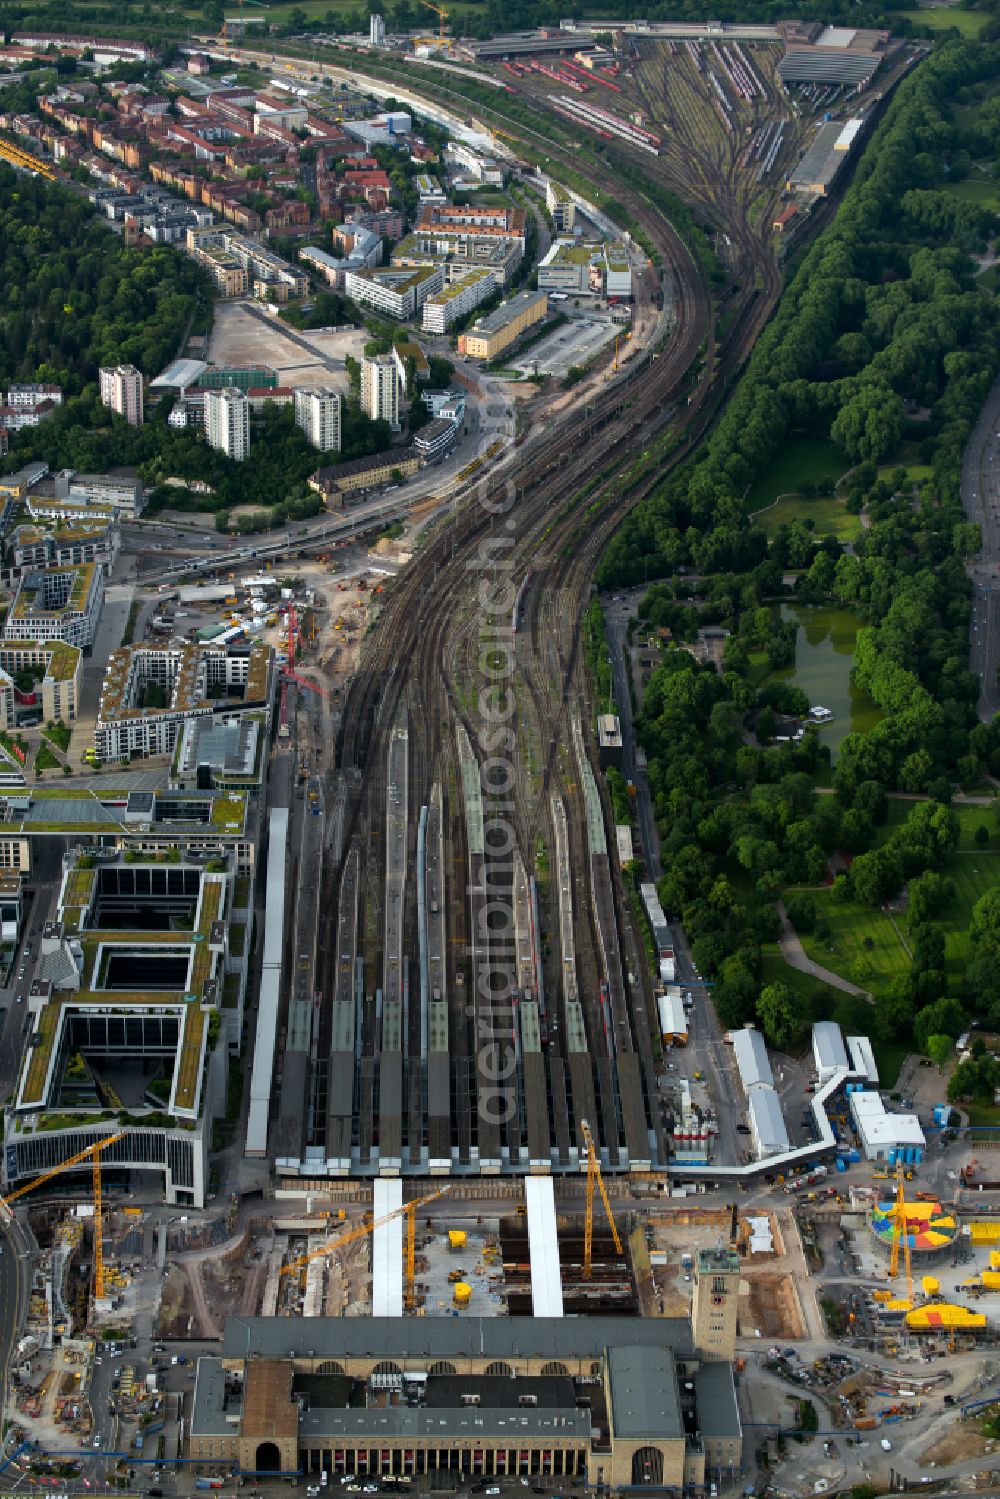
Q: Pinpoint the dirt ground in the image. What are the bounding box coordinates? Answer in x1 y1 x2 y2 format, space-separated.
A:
646 1206 811 1340
741 1272 806 1339
205 302 365 391
921 1418 1000 1466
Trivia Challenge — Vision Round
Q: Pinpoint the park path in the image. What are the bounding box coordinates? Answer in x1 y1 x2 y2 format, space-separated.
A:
775 900 868 998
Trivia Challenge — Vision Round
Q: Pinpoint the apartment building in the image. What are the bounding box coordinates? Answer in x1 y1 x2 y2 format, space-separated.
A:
360 356 400 430
7 563 105 648
5 384 63 409
294 388 341 452
95 640 271 761
421 267 496 333
204 388 250 461
458 289 549 360
99 363 144 426
0 641 81 728
186 226 307 303
344 264 444 321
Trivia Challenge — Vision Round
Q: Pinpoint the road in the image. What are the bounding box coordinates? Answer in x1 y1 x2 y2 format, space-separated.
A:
0 1218 27 1420
962 373 1000 718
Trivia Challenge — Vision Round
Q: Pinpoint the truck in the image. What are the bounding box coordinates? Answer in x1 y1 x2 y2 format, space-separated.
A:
784 1165 828 1194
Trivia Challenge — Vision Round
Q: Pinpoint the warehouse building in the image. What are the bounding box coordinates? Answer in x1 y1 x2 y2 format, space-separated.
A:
812 1020 849 1082
748 1087 790 1159
786 119 850 196
848 1089 925 1165
777 48 882 90
192 1302 743 1488
731 1026 772 1092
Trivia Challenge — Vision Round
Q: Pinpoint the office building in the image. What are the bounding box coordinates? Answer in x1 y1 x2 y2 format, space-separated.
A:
360 355 400 430
458 289 548 360
545 180 576 232
7 563 104 648
204 387 250 461
293 388 342 452
98 363 144 427
370 11 385 45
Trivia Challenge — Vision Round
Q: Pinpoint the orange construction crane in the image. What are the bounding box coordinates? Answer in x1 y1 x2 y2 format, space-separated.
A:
280 1186 451 1310
419 0 450 40
580 1118 622 1279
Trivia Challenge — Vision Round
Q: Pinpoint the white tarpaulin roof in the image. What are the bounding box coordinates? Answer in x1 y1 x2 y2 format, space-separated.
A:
372 1179 403 1317
525 1177 563 1318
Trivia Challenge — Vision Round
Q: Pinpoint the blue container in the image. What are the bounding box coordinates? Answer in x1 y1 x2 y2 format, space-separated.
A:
836 1158 847 1172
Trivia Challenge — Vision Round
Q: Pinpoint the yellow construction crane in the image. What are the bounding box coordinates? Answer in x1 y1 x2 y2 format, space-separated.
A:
419 0 450 41
0 1132 125 1218
280 1187 451 1314
1 1131 125 1302
580 1118 622 1280
887 1162 913 1306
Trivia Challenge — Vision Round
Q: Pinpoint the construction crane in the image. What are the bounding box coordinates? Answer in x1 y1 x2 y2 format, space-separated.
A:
284 605 323 696
887 1161 913 1306
580 1118 622 1280
419 0 450 41
0 1132 125 1219
280 1187 451 1311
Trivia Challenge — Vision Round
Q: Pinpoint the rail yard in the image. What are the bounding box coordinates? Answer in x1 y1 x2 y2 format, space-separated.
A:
214 31 810 1181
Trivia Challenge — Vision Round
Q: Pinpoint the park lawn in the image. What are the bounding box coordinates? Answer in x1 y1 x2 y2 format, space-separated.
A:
752 491 860 542
936 851 1000 971
800 892 911 996
965 1101 1000 1128
902 6 992 36
875 798 998 849
942 175 1000 209
876 462 934 485
760 946 847 1011
760 946 905 1084
746 433 850 512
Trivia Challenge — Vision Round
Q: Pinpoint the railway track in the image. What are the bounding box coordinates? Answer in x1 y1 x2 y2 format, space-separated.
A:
295 41 793 1170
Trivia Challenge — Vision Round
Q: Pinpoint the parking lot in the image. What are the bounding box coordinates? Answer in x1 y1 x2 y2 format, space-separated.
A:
510 315 618 379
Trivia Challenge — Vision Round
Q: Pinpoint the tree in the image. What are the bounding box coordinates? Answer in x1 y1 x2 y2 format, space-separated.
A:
914 996 968 1053
976 824 991 848
757 980 805 1049
926 1033 953 1069
785 893 816 934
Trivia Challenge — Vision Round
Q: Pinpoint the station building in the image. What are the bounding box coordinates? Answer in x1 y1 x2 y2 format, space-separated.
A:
191 1272 743 1489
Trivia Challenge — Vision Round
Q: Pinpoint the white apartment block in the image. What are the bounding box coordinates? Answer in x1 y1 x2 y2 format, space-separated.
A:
204 387 250 461
344 265 444 321
360 356 400 430
4 384 63 409
293 388 341 452
99 364 144 427
422 267 496 333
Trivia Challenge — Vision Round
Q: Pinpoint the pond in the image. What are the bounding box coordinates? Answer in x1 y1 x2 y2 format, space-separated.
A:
770 603 881 759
